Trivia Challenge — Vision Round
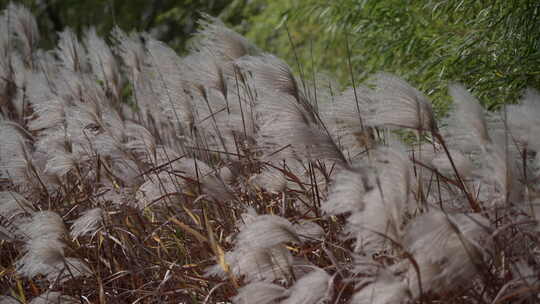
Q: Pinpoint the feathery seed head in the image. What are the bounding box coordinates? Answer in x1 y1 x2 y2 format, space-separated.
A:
368 73 436 132
70 207 103 239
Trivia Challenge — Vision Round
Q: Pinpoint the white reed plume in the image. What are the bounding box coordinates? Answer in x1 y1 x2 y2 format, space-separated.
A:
56 28 86 71
321 86 375 156
29 292 78 304
84 27 121 100
195 16 258 61
430 148 474 178
207 245 294 283
0 191 33 217
352 271 411 304
347 143 412 254
146 37 194 131
46 257 92 283
0 191 33 239
322 166 372 215
232 282 287 304
236 54 300 98
403 210 491 298
293 220 324 241
368 72 436 132
281 267 333 304
447 84 491 149
6 3 39 62
236 215 300 250
136 171 182 208
256 91 345 164
506 89 540 152
0 296 20 304
20 211 65 240
70 207 103 239
16 237 65 278
0 121 33 187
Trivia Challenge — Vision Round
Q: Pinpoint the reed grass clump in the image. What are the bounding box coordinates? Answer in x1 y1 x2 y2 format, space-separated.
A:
1 4 539 303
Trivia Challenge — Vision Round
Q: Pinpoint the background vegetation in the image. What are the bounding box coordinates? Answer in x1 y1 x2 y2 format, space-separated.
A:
2 1 540 303
2 0 539 113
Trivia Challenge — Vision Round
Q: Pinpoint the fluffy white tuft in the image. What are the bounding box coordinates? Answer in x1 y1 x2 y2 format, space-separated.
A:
46 257 92 283
448 84 490 148
6 3 39 61
293 220 324 241
70 207 103 239
16 237 65 278
195 16 258 61
348 144 412 254
29 292 78 304
430 149 473 178
236 215 300 250
506 89 540 152
256 92 345 164
0 296 20 304
404 210 491 297
20 211 65 240
352 272 410 304
232 282 287 304
368 73 436 131
322 167 371 215
56 28 86 71
281 267 332 304
0 191 33 239
84 27 121 100
236 54 299 98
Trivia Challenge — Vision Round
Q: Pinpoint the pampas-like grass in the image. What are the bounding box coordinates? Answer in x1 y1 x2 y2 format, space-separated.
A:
26 72 65 132
321 86 375 159
281 267 332 304
367 73 436 132
256 91 345 164
1 4 539 303
70 207 103 239
236 54 300 99
6 3 38 62
207 245 294 283
321 166 371 215
293 220 324 241
403 210 491 297
194 16 258 62
146 37 194 132
0 191 33 239
430 148 473 178
56 28 86 72
0 191 33 217
0 296 19 304
15 211 66 278
345 144 413 254
16 237 65 278
84 27 121 101
46 257 92 283
351 271 410 304
232 282 287 304
20 211 65 240
481 135 522 205
507 89 540 152
0 121 33 187
447 84 491 149
136 171 182 208
29 292 78 304
236 215 300 250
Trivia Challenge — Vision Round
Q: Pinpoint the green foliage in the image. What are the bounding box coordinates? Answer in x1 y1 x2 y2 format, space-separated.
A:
243 0 540 113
